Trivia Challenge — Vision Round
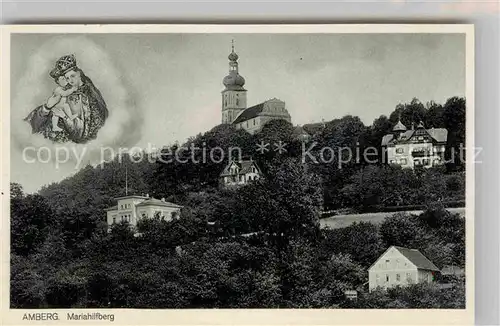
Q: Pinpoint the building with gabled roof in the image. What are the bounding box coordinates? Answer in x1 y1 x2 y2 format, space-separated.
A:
219 158 262 188
220 42 291 134
368 246 440 292
105 194 182 230
382 119 448 169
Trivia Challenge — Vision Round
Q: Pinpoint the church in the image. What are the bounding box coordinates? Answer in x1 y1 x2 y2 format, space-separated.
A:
221 42 292 134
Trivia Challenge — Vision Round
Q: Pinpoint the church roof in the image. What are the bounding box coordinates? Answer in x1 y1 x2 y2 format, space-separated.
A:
232 102 265 124
136 198 183 209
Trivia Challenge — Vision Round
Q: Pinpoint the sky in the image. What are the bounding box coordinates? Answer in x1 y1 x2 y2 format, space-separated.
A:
10 33 465 193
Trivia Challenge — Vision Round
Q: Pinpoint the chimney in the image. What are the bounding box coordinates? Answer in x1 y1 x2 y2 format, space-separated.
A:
146 193 149 198
161 198 165 202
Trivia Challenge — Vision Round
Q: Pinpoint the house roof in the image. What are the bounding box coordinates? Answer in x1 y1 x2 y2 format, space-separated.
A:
232 102 265 124
426 128 448 143
393 246 440 271
135 198 183 209
293 125 310 139
220 159 260 177
381 134 395 146
393 120 407 132
114 195 149 200
381 128 447 146
368 246 440 272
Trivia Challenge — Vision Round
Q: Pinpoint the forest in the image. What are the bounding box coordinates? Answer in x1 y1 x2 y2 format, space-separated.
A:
10 97 466 308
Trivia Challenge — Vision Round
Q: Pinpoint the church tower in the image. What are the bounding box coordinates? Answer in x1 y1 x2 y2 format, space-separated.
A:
221 40 247 124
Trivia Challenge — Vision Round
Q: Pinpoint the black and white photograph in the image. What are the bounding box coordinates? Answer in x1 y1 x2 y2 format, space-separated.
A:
2 24 474 324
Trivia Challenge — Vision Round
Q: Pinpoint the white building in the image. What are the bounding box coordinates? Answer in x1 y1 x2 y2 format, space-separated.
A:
381 120 447 169
105 194 182 229
368 246 440 292
219 158 262 188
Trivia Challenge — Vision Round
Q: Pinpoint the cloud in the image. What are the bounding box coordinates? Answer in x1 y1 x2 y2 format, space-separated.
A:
11 35 143 168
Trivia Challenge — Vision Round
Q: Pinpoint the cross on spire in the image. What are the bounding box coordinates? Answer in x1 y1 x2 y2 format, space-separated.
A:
231 39 235 52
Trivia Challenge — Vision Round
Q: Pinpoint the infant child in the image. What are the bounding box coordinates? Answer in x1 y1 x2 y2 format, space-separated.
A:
47 74 78 132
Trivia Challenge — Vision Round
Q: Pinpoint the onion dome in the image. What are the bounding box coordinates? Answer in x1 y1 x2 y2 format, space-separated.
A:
228 51 239 61
222 40 246 91
416 120 425 129
223 73 245 90
393 120 407 132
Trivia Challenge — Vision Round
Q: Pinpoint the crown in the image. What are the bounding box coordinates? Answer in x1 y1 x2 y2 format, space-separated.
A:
55 54 77 75
49 67 61 79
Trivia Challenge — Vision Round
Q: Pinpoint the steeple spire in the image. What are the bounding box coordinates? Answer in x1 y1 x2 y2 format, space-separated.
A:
221 39 247 124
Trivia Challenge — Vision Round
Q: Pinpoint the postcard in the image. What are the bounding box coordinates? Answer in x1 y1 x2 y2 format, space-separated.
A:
1 24 474 325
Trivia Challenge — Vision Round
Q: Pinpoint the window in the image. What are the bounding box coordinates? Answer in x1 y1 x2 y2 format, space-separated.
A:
390 160 396 164
406 272 412 281
423 159 430 166
400 158 407 165
396 274 400 281
253 119 256 126
396 259 400 268
376 274 380 284
142 213 146 219
396 148 404 154
417 136 424 141
112 217 116 224
386 274 389 282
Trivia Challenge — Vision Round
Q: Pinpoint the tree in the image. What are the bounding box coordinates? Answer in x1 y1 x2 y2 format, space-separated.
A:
442 97 466 170
379 213 424 248
11 194 55 256
389 98 427 127
321 222 383 267
10 182 24 200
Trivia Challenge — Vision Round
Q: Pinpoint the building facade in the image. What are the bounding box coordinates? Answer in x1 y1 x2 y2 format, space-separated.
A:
368 246 440 292
221 43 291 134
219 158 262 188
105 195 182 229
381 120 448 169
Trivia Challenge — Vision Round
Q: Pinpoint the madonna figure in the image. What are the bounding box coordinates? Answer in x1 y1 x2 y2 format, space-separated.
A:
24 54 109 143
